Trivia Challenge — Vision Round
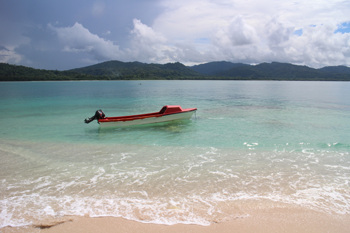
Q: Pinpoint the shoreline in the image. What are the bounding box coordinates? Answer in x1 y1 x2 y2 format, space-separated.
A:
3 208 350 233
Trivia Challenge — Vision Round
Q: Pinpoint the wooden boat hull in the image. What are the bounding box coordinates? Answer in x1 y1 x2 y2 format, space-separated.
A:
98 106 196 127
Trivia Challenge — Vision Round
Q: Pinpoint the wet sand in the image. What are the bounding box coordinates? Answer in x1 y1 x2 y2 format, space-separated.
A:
3 208 350 233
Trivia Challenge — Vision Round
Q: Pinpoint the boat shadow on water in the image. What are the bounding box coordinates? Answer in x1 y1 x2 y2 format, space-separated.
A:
83 119 197 142
100 119 194 132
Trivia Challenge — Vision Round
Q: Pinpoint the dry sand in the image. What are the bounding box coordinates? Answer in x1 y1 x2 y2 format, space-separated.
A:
2 208 350 233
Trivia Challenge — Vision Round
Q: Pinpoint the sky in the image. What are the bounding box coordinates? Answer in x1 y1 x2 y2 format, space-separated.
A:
1 0 350 70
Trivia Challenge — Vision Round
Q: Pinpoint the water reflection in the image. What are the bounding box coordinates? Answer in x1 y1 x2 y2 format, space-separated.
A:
84 119 196 144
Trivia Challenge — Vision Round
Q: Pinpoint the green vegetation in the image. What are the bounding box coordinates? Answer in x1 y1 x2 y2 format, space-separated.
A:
0 61 203 81
190 61 248 76
189 61 350 81
1 60 350 81
0 63 109 81
70 61 202 80
220 62 350 81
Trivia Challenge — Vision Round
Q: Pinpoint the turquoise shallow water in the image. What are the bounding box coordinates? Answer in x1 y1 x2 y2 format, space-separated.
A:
1 81 349 148
0 81 350 227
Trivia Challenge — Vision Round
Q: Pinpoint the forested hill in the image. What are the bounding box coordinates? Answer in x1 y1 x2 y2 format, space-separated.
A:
0 63 108 81
0 61 202 81
189 61 248 76
70 60 201 79
1 60 350 81
188 61 350 81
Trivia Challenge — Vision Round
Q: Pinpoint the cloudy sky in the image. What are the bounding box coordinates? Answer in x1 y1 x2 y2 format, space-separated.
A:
1 0 350 70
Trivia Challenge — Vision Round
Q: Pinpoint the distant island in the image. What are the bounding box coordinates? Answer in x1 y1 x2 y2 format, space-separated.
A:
1 60 350 81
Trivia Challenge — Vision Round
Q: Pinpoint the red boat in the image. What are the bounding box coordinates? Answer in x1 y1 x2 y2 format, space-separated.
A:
85 105 197 127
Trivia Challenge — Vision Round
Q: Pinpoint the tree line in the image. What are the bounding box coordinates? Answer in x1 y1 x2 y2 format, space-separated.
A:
2 61 350 81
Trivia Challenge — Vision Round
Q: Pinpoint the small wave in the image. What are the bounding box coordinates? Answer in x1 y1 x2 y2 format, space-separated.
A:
1 141 350 228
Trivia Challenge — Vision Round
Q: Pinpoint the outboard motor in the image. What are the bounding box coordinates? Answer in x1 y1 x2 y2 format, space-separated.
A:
84 109 106 124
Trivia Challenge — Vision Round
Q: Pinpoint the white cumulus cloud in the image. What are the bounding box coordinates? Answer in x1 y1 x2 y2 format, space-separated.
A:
127 19 170 62
150 0 350 67
2 0 350 69
46 0 350 68
49 22 124 61
49 20 172 64
213 15 259 47
284 24 350 67
0 46 22 64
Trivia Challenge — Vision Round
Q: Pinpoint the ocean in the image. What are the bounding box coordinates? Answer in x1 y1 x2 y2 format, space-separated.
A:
0 80 349 227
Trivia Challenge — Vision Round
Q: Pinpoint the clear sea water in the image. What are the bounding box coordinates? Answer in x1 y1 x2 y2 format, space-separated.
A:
0 80 350 227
